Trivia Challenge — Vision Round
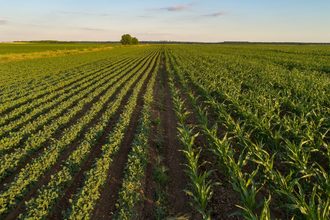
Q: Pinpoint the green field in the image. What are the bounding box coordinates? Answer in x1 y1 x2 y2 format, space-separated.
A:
0 42 112 54
0 43 329 220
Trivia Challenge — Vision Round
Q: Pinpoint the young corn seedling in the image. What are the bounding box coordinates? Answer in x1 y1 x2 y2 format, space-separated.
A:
170 80 214 220
179 126 213 220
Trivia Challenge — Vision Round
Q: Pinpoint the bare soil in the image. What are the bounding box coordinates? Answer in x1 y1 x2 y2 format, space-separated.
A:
160 54 191 217
141 55 165 219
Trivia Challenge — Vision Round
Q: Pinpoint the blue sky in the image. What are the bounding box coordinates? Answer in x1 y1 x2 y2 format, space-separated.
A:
0 0 329 42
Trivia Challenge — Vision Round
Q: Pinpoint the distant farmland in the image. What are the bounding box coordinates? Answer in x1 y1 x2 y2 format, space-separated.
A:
0 43 329 219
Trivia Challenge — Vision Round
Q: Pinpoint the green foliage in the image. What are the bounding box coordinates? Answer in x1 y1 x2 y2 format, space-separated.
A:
115 55 159 219
165 44 330 219
167 57 214 220
120 34 139 45
120 34 132 45
0 46 160 218
66 52 159 219
0 42 107 54
0 44 329 219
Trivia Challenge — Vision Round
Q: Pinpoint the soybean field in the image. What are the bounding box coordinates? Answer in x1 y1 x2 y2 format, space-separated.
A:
0 43 329 220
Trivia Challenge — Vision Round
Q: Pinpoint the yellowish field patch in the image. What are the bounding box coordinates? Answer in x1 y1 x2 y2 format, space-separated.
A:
0 46 113 63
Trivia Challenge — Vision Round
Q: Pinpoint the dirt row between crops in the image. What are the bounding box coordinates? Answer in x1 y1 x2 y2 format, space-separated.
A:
159 53 191 217
142 52 192 219
142 57 163 219
2 53 156 220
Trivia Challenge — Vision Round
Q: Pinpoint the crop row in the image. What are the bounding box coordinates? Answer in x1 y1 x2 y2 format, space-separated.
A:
0 50 158 217
114 52 157 219
165 47 329 219
0 57 116 104
0 56 134 127
66 51 160 219
0 46 147 101
18 51 160 219
0 51 155 182
0 56 141 142
166 61 214 219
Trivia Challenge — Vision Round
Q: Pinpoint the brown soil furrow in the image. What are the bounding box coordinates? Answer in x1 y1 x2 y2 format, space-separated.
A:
141 145 158 218
2 55 154 219
160 54 191 217
91 53 159 220
141 57 163 219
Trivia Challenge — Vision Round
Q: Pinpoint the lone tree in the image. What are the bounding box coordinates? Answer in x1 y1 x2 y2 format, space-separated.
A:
120 34 132 45
120 34 139 45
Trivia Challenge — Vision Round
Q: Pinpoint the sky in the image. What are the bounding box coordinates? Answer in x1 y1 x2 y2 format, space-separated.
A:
0 0 329 42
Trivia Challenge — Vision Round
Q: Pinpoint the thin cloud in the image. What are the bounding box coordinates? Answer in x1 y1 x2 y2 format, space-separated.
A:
203 12 225 17
0 19 8 25
162 4 191 11
150 3 193 12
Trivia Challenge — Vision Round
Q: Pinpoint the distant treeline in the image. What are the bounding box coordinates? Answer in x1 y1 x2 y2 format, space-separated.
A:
13 40 119 44
14 40 330 45
140 41 330 45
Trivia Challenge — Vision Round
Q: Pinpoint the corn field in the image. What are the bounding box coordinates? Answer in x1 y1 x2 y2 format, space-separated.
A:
0 43 329 219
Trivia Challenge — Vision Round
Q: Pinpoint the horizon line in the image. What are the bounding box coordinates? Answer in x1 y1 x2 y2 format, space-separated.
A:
2 40 330 44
